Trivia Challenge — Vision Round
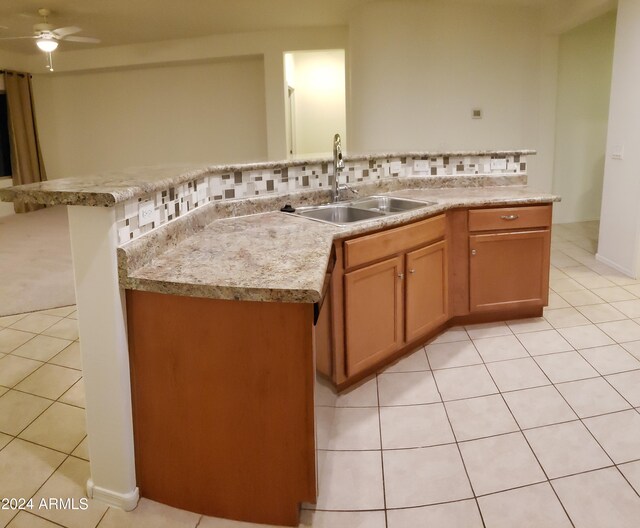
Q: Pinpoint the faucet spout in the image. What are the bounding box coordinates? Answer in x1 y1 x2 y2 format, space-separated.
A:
332 133 345 203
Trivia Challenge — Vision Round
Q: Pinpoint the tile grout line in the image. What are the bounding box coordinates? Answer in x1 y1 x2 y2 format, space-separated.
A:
0 304 76 321
93 507 111 528
468 327 577 527
307 453 640 515
0 374 86 447
521 337 640 503
374 367 389 528
316 404 640 454
321 364 640 411
1 382 85 407
0 313 85 459
2 309 79 357
565 345 640 499
423 330 488 528
24 510 70 528
21 451 73 525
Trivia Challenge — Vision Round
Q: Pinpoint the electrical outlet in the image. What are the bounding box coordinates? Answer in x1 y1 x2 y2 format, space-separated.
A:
138 200 156 227
413 160 429 172
490 159 507 171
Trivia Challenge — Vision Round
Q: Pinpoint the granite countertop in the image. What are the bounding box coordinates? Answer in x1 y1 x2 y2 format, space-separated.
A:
120 186 559 303
0 149 535 207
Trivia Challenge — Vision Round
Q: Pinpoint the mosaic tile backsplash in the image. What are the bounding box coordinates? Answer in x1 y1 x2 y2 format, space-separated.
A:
115 154 527 245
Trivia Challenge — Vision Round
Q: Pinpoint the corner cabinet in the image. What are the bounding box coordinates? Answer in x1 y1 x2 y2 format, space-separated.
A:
468 205 551 313
341 215 447 378
326 203 554 389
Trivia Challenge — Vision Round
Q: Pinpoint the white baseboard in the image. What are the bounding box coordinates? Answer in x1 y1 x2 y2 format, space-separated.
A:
87 479 139 511
595 253 637 279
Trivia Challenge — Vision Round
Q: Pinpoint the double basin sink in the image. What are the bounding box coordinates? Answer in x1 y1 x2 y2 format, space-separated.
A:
294 196 436 226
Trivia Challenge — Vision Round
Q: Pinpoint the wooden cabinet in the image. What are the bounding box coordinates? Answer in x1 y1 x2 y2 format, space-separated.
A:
406 240 448 342
126 291 316 526
468 205 551 314
315 252 336 379
469 229 550 312
314 289 333 378
344 256 404 376
342 215 448 378
329 204 553 388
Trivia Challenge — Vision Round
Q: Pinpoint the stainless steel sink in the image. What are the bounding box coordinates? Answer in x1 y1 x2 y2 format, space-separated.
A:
351 195 436 213
293 195 436 226
295 204 386 226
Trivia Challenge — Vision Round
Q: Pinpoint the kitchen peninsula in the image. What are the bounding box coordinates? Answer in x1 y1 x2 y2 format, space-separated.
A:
0 150 559 526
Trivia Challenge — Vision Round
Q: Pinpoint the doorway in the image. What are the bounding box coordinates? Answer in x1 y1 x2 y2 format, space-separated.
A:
551 11 616 230
284 49 347 158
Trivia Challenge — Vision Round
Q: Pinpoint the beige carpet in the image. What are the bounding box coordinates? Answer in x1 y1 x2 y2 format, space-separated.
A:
0 206 76 316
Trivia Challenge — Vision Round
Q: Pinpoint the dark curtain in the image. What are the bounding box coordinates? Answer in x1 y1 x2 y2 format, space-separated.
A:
4 71 47 213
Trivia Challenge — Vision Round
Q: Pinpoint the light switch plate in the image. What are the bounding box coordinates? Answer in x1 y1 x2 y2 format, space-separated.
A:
490 159 507 171
138 200 156 227
413 160 429 172
611 145 624 160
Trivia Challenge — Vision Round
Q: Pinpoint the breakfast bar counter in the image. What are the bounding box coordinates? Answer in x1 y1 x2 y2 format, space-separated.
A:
0 149 559 526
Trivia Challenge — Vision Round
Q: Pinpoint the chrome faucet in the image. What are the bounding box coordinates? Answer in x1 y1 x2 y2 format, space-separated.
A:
332 133 357 202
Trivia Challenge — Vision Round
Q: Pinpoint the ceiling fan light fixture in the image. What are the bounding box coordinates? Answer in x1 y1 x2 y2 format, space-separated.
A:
36 37 58 52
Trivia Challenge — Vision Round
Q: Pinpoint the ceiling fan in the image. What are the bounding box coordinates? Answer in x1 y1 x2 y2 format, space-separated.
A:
0 8 100 69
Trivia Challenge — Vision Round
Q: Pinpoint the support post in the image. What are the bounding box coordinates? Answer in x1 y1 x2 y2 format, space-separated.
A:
67 205 139 510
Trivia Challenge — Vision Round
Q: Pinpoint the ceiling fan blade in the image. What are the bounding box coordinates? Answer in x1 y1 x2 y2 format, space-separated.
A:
0 36 36 40
52 26 81 38
62 35 100 43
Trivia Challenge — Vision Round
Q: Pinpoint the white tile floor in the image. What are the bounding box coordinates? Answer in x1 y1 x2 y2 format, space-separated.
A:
3 221 640 527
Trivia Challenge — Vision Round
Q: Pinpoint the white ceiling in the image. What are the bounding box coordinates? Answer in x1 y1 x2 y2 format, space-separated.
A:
0 0 557 55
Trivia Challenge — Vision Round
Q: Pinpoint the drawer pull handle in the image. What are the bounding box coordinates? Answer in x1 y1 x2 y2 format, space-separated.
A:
500 214 519 221
409 269 416 274
398 273 404 280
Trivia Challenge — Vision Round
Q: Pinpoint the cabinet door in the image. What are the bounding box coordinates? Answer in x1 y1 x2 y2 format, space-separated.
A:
315 291 332 378
345 255 404 377
405 240 448 342
469 229 550 312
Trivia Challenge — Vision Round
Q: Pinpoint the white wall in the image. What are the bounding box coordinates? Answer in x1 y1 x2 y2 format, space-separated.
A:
3 2 622 194
552 11 616 224
32 57 268 179
24 27 348 164
597 0 640 277
0 48 29 74
347 0 556 191
287 50 346 156
544 0 617 34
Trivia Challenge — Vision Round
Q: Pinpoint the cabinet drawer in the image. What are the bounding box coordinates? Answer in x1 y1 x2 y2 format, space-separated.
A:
468 205 552 232
344 214 445 270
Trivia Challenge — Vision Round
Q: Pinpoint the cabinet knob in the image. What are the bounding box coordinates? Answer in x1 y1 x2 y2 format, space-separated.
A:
409 269 416 274
398 273 404 279
471 249 477 256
